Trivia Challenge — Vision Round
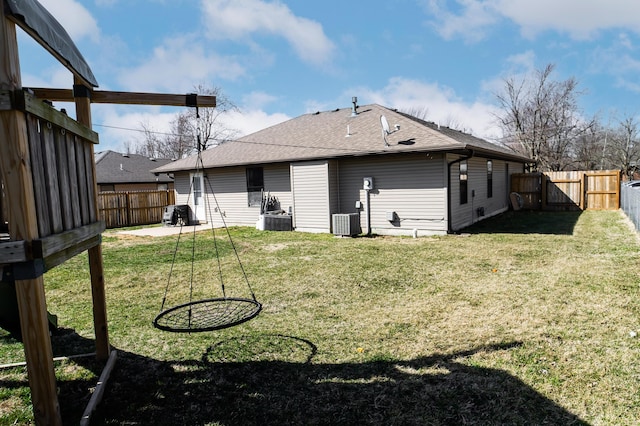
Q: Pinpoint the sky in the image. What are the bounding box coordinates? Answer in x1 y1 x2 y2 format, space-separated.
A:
15 0 640 153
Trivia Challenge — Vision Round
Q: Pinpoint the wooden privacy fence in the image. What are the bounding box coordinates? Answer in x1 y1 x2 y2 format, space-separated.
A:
511 170 621 211
97 190 175 228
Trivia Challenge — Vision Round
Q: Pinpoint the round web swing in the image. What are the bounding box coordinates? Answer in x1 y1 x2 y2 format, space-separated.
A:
153 105 261 333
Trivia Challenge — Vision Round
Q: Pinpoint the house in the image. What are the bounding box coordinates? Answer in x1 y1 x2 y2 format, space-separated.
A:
95 150 174 192
152 102 532 235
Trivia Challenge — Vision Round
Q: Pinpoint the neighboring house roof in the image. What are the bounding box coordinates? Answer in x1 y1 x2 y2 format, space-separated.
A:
95 150 173 184
153 104 531 173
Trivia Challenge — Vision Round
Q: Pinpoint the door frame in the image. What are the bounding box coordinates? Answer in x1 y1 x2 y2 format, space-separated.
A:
189 172 205 223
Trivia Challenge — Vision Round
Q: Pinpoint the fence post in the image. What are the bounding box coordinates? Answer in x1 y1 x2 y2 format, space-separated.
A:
541 173 547 210
581 172 586 210
126 192 131 227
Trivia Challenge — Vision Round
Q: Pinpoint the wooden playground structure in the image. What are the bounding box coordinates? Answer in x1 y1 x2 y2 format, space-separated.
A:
0 1 215 424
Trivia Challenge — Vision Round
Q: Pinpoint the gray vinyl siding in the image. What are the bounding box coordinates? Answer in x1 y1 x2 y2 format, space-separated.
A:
449 156 526 231
264 163 293 213
338 153 448 236
291 160 331 232
174 164 292 227
174 173 191 207
203 167 253 226
450 156 489 230
328 160 340 219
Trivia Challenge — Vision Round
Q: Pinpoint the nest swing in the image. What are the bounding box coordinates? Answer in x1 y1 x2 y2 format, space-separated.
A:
153 104 261 333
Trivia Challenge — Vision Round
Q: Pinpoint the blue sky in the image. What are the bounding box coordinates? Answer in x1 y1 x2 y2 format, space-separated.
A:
17 0 640 153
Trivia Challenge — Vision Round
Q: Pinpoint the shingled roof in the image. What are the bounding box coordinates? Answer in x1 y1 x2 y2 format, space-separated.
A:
95 150 173 184
152 104 530 173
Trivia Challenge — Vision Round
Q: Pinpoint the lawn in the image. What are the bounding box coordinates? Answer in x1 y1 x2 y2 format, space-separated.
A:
0 210 639 425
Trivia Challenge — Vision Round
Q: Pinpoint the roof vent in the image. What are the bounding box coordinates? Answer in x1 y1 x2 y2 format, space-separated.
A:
351 96 358 117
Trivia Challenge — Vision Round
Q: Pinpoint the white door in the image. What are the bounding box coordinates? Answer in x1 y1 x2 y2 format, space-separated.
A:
190 172 205 223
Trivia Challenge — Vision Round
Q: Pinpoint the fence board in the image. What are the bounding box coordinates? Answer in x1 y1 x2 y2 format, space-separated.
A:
585 170 620 210
511 170 620 211
41 121 63 233
543 171 583 211
66 131 82 229
27 114 51 236
510 173 542 210
97 190 175 228
74 136 90 225
54 128 73 231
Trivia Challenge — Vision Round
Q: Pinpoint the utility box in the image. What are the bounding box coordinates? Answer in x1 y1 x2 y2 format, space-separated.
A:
332 213 361 236
263 214 292 231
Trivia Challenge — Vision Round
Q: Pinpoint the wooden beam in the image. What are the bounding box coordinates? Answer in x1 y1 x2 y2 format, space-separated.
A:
74 77 111 362
0 9 62 426
15 90 99 143
0 240 29 265
32 221 105 260
28 87 216 107
42 235 101 273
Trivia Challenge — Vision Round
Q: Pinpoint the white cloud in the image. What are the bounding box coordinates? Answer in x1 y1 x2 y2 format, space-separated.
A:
427 0 640 42
91 104 181 153
425 0 498 42
241 91 279 110
495 0 640 40
589 37 640 94
88 101 290 151
223 109 290 137
201 0 335 66
39 0 100 43
505 50 536 72
118 35 246 92
353 77 501 140
22 65 76 89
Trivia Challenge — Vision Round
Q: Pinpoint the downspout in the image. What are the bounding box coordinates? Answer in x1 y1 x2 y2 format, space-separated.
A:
446 149 474 234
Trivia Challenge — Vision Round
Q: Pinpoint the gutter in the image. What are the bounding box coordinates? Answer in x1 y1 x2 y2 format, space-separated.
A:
446 149 474 234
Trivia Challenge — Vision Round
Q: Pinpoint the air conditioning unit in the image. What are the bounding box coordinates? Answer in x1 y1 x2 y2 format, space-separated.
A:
332 213 361 236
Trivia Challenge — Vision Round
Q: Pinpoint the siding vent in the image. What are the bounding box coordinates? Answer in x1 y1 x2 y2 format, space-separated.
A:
332 213 361 236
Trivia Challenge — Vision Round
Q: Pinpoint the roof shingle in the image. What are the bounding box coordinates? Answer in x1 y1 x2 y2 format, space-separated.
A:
95 150 174 184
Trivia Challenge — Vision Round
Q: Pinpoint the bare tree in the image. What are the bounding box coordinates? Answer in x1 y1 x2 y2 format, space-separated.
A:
189 83 239 150
135 122 163 158
495 64 594 171
573 123 605 170
399 106 471 133
401 106 430 121
607 113 640 178
135 84 238 160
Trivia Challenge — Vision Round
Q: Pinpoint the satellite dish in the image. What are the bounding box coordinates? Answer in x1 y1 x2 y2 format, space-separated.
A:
380 115 391 147
380 115 390 134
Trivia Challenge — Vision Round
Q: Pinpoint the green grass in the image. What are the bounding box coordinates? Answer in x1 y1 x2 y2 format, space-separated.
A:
1 210 639 425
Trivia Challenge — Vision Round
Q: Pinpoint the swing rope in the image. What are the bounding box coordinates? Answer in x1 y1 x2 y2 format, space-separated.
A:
154 101 261 333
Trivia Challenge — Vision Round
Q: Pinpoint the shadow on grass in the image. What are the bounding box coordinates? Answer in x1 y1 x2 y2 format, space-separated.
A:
463 210 583 235
75 335 590 426
0 328 112 424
